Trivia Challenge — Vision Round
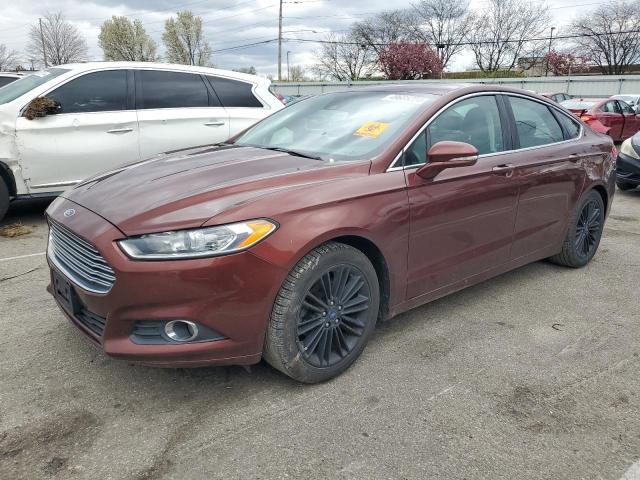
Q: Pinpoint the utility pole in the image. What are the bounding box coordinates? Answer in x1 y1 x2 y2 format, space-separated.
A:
278 0 283 81
287 51 291 81
39 18 48 68
545 26 556 77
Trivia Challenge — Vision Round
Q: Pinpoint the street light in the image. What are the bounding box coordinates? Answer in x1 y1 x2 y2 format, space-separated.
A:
546 26 556 77
287 51 291 82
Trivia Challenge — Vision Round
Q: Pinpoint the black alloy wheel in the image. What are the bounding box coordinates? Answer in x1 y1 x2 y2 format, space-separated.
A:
296 265 371 368
263 241 380 383
574 197 602 259
549 189 605 268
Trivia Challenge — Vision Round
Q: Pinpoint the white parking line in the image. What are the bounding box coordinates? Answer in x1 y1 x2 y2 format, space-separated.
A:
0 252 46 262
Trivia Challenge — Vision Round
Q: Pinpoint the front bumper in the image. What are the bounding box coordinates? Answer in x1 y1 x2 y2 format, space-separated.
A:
46 198 287 367
617 152 640 186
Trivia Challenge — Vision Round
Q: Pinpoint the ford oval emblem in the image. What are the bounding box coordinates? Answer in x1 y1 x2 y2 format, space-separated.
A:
63 208 76 218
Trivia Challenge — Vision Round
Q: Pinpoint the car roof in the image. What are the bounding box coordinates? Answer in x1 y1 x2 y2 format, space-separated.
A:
51 61 270 85
0 72 21 77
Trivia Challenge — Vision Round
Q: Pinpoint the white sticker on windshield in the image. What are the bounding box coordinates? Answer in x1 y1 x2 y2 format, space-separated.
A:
381 94 428 105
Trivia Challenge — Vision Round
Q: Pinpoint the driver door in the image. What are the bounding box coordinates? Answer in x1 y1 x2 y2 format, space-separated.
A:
16 69 139 193
403 95 519 299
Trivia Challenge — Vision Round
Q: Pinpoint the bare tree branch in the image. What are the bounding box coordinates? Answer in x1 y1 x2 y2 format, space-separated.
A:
409 0 472 69
0 44 18 71
571 0 640 75
313 33 376 81
467 0 550 73
28 12 88 66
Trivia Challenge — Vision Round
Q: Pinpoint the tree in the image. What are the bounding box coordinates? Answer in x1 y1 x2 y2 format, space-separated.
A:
162 11 211 66
544 50 590 75
288 65 306 81
352 10 415 56
313 33 376 81
0 44 18 70
98 16 158 62
378 42 443 79
28 12 88 66
571 0 640 75
410 0 472 69
467 0 550 73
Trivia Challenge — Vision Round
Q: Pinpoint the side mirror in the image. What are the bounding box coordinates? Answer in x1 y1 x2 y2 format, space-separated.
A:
416 141 478 180
23 96 60 120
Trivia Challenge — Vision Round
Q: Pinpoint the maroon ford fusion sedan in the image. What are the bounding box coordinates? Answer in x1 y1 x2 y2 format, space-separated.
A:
46 84 616 383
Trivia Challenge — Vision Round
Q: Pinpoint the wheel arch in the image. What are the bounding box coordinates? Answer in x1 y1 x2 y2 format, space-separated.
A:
329 235 391 322
0 161 17 197
590 184 609 216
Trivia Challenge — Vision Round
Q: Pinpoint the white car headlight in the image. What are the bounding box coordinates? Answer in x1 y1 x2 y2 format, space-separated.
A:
118 219 277 260
620 138 640 160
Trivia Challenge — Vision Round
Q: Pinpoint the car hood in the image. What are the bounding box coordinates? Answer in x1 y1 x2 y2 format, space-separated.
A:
63 145 371 235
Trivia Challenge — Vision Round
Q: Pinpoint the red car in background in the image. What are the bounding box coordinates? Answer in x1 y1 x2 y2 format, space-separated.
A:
561 98 640 141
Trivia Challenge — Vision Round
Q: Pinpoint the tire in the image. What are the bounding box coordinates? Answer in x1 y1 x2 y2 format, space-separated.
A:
616 181 636 191
549 190 605 268
0 180 9 223
263 241 380 383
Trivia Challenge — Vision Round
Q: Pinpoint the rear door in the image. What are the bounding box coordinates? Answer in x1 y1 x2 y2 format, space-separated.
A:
599 100 624 141
403 94 519 298
16 69 139 192
205 75 270 137
503 95 587 259
618 100 639 139
136 70 229 158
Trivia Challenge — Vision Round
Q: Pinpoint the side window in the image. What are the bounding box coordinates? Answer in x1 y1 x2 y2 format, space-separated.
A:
509 97 564 148
138 70 212 109
619 101 634 114
49 70 127 114
427 95 504 156
404 131 427 166
602 101 617 113
207 76 263 108
0 77 16 87
555 112 581 139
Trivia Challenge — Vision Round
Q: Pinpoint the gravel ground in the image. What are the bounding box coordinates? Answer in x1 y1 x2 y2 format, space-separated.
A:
0 189 639 480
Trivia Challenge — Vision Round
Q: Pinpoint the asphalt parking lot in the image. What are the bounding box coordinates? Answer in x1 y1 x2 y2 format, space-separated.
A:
0 190 639 480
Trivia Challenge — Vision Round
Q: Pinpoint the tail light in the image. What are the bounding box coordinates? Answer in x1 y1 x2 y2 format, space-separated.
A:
580 112 594 123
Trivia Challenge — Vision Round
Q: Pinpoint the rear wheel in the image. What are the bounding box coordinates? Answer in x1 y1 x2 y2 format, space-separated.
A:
0 180 9 223
263 242 380 383
549 190 605 268
616 181 636 191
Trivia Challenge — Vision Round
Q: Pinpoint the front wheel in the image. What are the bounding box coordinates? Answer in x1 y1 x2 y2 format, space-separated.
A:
0 180 9 223
549 190 605 268
263 242 380 383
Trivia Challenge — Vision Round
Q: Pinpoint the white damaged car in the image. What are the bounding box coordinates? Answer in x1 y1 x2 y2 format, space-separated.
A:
0 62 284 221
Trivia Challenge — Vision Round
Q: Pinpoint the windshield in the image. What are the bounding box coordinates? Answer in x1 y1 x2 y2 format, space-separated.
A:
234 91 437 161
561 100 597 110
0 68 69 105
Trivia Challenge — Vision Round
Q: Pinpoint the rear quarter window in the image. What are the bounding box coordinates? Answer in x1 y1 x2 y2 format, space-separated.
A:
207 76 263 108
555 112 581 139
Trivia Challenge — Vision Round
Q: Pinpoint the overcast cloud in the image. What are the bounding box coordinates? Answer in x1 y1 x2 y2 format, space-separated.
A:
0 0 604 76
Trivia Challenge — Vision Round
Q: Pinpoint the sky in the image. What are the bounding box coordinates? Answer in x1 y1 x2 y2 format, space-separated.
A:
0 0 609 78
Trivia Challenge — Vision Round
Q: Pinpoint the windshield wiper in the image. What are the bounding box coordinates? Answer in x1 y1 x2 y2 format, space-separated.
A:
259 146 324 161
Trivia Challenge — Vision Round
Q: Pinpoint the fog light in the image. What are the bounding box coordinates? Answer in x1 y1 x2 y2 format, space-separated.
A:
164 320 199 342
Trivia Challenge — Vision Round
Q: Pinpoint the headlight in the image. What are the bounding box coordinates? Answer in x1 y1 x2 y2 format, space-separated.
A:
118 219 277 260
620 138 640 160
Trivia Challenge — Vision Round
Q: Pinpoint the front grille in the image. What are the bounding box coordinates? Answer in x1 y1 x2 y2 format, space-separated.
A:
48 220 116 294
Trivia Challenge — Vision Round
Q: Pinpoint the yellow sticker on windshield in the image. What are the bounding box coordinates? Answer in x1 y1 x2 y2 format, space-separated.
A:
354 121 390 138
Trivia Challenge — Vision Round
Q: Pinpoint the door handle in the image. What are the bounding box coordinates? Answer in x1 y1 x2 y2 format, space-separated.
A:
107 127 133 134
204 121 225 127
492 164 515 176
